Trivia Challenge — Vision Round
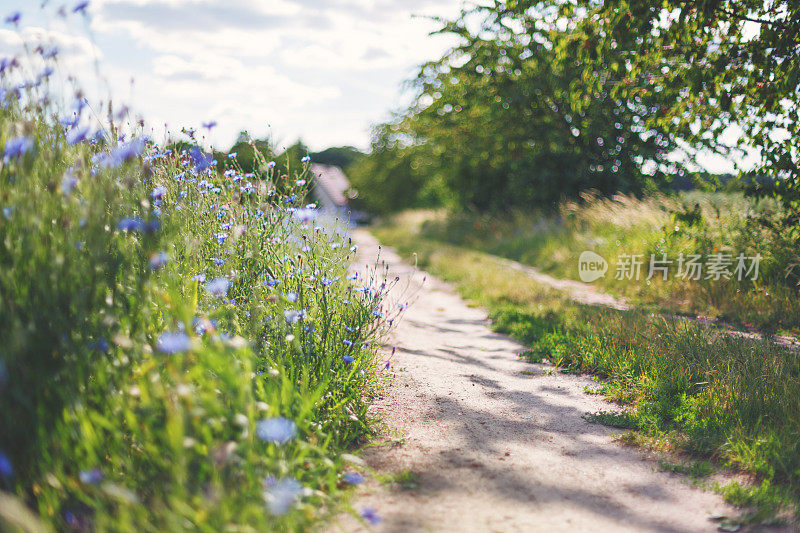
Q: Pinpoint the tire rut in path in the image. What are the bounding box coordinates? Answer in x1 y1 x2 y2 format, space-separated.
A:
333 230 751 533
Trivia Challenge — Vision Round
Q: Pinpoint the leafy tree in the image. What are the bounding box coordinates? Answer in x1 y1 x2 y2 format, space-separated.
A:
310 146 365 169
551 0 800 236
360 1 703 212
347 124 449 214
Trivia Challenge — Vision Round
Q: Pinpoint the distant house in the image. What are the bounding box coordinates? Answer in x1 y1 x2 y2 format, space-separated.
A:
310 164 351 212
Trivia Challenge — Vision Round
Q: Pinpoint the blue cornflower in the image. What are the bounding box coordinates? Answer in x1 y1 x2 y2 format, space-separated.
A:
361 508 381 525
5 11 21 25
264 477 303 515
3 136 32 160
189 146 215 172
149 251 168 270
156 331 191 354
66 126 89 145
342 355 354 364
267 161 276 169
285 292 298 303
343 472 364 485
79 468 103 485
204 277 230 297
73 1 90 14
202 120 217 130
256 417 297 445
192 273 206 283
60 115 79 128
0 451 12 478
301 155 311 163
295 179 306 186
214 232 227 244
151 185 167 199
212 258 225 266
117 217 146 232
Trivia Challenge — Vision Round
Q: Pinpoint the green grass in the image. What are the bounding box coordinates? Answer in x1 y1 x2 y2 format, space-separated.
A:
374 220 800 526
0 62 392 530
393 192 800 334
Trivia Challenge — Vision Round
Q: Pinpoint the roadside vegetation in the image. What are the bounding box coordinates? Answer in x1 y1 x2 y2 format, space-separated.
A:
374 218 800 525
383 193 800 335
0 16 389 531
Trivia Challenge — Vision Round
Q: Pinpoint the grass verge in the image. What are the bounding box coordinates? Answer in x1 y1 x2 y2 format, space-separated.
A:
0 53 390 529
373 220 800 526
394 192 800 334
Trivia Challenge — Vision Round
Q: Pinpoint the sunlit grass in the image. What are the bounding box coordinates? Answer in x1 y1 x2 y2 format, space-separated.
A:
392 192 800 333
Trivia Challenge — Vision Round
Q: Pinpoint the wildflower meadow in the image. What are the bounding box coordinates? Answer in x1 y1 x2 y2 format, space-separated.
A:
0 6 397 530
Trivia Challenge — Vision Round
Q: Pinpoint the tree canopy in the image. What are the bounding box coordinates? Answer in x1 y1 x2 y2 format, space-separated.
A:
354 1 800 223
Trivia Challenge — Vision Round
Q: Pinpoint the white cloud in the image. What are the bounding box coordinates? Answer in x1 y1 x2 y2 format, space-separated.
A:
0 0 466 150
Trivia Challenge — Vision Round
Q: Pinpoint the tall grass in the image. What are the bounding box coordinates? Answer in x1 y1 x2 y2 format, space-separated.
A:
408 192 800 333
0 28 392 531
375 222 800 524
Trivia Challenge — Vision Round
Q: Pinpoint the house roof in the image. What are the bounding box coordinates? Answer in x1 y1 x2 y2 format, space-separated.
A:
310 164 350 207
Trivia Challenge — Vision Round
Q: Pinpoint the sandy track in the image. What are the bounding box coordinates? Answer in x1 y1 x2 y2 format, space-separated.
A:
331 230 750 533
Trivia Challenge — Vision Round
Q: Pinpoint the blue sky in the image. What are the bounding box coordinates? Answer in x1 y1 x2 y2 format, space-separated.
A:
0 0 464 152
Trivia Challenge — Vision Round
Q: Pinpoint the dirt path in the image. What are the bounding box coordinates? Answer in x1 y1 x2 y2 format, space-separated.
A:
330 230 753 533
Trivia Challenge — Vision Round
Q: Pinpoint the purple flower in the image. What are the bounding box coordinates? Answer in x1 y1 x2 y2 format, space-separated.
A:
256 417 297 445
3 136 32 160
73 2 90 14
94 137 146 168
79 468 103 485
189 146 215 172
343 472 364 485
117 217 146 232
4 11 20 25
156 331 191 354
285 292 298 303
301 155 311 163
0 451 12 478
361 508 381 525
66 126 89 145
151 185 167 199
263 477 303 515
202 121 217 130
342 355 354 364
149 251 168 270
204 277 230 297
